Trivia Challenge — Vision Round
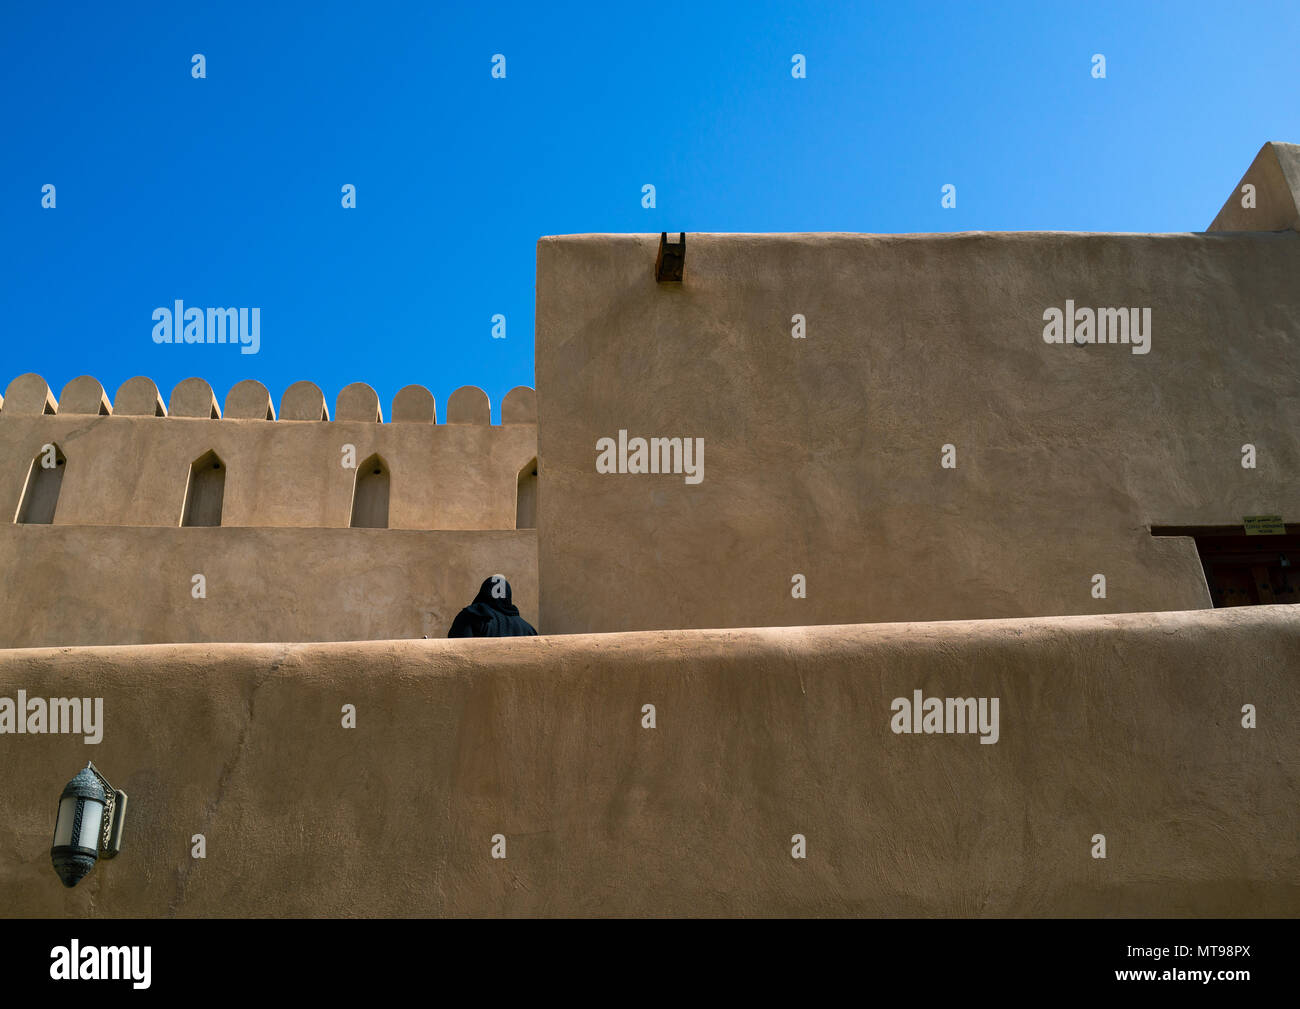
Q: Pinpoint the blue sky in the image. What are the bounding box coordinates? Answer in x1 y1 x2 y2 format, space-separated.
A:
2 1 1298 419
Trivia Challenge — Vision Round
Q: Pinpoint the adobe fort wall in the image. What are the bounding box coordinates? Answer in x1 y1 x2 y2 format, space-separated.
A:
0 141 1296 920
0 377 539 645
0 605 1293 916
0 376 537 529
535 228 1300 634
0 526 537 646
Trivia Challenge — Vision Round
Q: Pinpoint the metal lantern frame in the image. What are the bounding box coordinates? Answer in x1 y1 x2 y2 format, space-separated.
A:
50 762 127 888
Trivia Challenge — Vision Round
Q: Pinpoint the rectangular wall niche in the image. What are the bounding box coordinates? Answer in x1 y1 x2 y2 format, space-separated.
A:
350 455 390 529
1153 526 1300 606
16 445 66 524
517 458 537 529
182 451 226 527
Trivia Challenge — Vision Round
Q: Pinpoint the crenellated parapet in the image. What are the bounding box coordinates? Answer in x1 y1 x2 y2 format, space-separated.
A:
0 375 537 426
0 374 539 533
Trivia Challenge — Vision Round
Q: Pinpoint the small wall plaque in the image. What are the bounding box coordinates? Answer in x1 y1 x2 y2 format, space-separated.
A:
1243 515 1285 535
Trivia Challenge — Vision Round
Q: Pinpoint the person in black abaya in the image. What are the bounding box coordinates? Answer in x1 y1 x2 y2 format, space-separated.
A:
447 575 538 637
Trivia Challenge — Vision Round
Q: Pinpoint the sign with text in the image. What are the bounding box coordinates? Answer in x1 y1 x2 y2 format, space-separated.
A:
1243 515 1285 535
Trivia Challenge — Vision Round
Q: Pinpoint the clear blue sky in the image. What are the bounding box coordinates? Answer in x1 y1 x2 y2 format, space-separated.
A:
3 1 1298 419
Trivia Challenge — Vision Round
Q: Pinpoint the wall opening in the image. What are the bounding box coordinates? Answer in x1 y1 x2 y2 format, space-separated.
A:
1152 525 1300 606
182 450 226 527
516 457 538 529
15 443 66 524
350 454 389 529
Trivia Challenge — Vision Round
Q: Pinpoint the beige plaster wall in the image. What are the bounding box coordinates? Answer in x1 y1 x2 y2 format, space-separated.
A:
536 231 1300 634
0 604 1294 917
0 526 537 646
0 404 537 533
1209 141 1300 232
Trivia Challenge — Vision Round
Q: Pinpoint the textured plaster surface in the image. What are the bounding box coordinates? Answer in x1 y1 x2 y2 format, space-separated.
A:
0 605 1294 917
0 526 537 647
537 231 1299 633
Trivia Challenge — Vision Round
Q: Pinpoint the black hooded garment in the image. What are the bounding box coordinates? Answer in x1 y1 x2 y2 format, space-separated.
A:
447 576 538 637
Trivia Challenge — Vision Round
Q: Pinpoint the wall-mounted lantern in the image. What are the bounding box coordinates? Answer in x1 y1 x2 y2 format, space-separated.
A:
50 762 127 888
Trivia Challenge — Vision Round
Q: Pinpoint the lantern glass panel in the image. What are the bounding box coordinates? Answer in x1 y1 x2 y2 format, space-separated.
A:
52 796 79 846
76 799 105 849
